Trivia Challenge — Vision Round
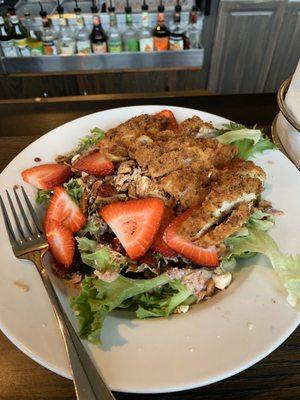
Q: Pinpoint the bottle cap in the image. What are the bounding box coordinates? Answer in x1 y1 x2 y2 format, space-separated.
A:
158 4 164 12
175 0 181 12
142 0 148 11
192 5 198 12
91 5 99 13
57 4 64 14
40 10 47 18
74 6 81 13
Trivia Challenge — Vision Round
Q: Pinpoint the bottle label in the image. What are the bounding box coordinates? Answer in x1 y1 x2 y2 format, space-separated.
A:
139 37 153 52
142 12 149 26
30 45 43 56
108 40 122 53
169 36 184 51
154 37 169 51
77 40 91 54
60 42 76 55
0 40 18 57
43 41 57 55
10 15 19 24
92 42 107 53
14 38 30 56
125 39 139 52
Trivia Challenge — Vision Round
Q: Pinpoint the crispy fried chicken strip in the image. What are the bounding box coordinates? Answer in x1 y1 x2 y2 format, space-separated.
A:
180 159 265 241
194 202 253 248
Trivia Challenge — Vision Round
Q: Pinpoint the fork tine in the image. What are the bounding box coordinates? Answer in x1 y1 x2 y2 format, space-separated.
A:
0 195 18 246
6 190 27 239
13 187 35 236
21 186 44 234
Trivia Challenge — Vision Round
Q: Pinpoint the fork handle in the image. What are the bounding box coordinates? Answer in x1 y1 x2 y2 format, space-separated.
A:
27 251 116 400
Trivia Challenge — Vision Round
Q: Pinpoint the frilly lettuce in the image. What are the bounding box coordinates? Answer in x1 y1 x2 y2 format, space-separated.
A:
76 237 127 273
36 189 51 205
217 122 275 159
70 273 171 343
224 228 300 307
78 215 108 241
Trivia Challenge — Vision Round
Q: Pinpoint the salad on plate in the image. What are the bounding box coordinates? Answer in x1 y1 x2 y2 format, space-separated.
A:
20 109 300 344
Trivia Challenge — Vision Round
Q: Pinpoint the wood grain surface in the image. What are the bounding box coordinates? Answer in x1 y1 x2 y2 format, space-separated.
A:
0 93 299 400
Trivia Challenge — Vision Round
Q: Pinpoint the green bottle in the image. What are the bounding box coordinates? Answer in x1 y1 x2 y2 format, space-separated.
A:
23 10 43 56
122 0 139 52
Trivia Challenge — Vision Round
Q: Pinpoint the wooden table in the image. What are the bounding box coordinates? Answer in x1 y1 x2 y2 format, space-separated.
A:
0 93 299 400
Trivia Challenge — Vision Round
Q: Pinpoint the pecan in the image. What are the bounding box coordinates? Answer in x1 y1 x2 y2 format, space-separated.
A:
80 190 88 214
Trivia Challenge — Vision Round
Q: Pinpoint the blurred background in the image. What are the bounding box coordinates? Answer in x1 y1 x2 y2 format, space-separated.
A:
0 0 299 100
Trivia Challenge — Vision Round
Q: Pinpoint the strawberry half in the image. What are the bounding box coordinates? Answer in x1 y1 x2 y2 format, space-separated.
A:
99 198 165 260
21 164 72 190
45 186 86 233
163 209 219 267
151 207 178 257
73 151 114 176
45 219 75 267
155 110 179 131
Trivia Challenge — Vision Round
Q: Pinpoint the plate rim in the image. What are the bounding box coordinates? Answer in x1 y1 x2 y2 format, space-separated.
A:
0 104 299 393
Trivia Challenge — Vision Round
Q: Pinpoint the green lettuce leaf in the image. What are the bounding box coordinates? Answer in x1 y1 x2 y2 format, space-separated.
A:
78 215 108 241
136 280 194 318
76 237 127 272
246 209 275 231
70 273 171 343
35 189 51 205
217 123 275 159
224 228 300 307
77 127 105 152
63 179 84 203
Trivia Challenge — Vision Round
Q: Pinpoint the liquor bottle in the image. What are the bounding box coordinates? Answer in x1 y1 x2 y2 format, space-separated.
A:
40 6 58 56
153 0 169 51
139 0 153 52
169 0 186 51
0 15 18 57
57 3 76 55
74 0 91 54
123 0 139 52
90 3 107 53
186 4 202 49
23 9 43 56
107 0 122 53
9 7 30 56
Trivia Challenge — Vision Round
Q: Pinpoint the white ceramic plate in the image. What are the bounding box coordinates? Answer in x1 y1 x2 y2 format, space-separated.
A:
0 106 299 394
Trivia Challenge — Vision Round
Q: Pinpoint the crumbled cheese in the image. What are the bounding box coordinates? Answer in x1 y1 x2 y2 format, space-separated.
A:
212 271 232 290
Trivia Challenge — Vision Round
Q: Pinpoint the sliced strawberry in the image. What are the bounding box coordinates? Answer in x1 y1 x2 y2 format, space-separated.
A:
21 164 72 190
163 209 219 267
45 186 86 233
155 110 179 131
99 198 165 260
73 151 114 176
45 219 75 267
151 207 178 257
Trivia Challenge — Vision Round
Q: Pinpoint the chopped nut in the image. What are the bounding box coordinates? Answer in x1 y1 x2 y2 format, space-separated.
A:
205 279 215 297
13 281 29 292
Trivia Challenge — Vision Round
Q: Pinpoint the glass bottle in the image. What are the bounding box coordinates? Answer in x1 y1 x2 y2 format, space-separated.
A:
90 4 107 53
139 0 153 52
57 4 76 55
0 15 18 57
153 1 169 51
23 10 43 56
74 2 91 54
123 0 139 52
169 0 186 51
40 8 58 55
107 0 122 53
186 5 202 49
9 7 30 56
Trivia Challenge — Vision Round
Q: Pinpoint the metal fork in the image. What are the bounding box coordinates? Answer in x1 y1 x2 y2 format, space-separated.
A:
0 186 116 400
